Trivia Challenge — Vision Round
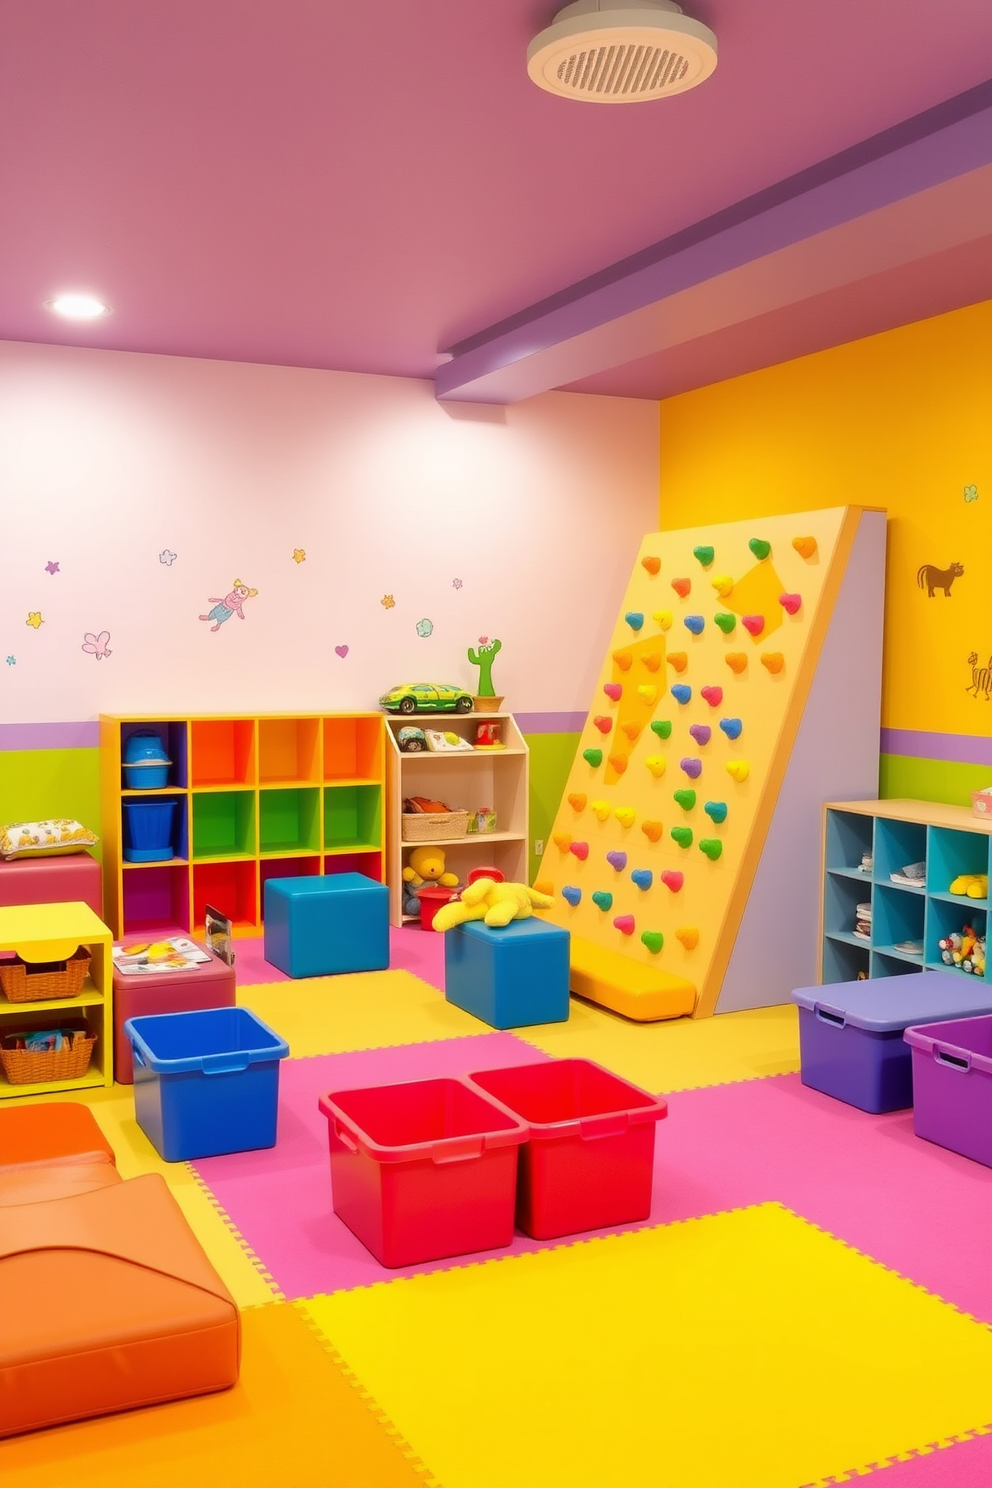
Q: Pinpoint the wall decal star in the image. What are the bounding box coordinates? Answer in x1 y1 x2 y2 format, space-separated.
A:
45 560 60 575
292 548 307 563
26 612 43 629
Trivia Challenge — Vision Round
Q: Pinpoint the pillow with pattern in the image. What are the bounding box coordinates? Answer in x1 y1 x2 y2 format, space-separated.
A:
0 819 98 861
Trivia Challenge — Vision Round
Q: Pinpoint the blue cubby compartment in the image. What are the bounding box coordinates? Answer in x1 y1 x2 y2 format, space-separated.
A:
122 794 187 863
926 827 991 905
872 818 927 889
871 951 923 979
824 809 874 877
121 721 188 791
925 898 987 977
821 936 869 985
823 872 870 944
872 883 925 964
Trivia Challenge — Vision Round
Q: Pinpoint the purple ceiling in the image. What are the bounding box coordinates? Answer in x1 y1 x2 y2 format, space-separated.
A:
2 0 991 401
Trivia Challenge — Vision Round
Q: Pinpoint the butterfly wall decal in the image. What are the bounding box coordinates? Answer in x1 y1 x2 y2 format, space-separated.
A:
81 630 112 660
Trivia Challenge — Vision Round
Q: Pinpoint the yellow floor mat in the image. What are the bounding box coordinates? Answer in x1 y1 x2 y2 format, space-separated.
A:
238 968 488 1055
302 1203 992 1488
0 1300 430 1488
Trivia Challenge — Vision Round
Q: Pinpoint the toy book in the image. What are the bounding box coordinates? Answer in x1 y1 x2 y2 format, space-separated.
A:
112 937 212 975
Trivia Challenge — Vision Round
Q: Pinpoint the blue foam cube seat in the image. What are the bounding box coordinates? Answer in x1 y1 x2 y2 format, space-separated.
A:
444 917 570 1030
264 872 389 978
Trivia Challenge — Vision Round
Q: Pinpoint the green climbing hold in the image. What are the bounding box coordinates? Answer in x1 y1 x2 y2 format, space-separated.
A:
650 719 673 740
641 930 664 954
749 538 771 560
693 545 715 568
673 789 697 811
583 748 603 767
591 891 614 912
714 612 736 634
671 826 693 848
700 838 723 860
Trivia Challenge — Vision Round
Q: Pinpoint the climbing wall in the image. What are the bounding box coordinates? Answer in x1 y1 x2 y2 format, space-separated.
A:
535 506 886 1017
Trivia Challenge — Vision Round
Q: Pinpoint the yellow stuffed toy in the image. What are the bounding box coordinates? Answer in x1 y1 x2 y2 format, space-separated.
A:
433 877 554 931
402 845 459 915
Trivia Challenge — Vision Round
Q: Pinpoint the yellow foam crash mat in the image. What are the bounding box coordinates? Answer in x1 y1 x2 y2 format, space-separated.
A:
522 997 799 1092
238 968 487 1056
569 935 696 1020
0 1300 429 1488
302 1203 992 1488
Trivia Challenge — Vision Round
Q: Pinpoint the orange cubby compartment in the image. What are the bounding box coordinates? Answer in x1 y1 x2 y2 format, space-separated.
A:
190 718 256 788
323 715 383 783
192 860 258 935
258 716 321 785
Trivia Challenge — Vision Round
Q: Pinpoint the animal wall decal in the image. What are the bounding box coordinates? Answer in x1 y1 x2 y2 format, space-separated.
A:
965 652 992 701
917 560 964 598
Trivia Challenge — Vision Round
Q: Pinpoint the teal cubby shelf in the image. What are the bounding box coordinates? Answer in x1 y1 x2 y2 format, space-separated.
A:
822 800 992 984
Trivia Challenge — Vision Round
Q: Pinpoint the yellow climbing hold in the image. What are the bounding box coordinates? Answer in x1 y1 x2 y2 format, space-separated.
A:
711 575 734 598
726 761 750 783
645 756 667 778
652 610 673 631
615 807 636 828
637 685 658 705
591 800 611 822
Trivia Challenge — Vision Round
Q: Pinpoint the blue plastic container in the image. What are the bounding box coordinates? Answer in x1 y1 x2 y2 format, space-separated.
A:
444 917 570 1030
791 972 992 1113
122 799 177 862
124 1007 290 1160
123 730 171 789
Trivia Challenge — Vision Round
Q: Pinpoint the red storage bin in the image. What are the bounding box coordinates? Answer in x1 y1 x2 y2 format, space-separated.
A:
318 1077 527 1268
468 1059 667 1239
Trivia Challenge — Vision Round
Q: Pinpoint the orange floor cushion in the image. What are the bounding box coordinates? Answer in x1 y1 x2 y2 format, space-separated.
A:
0 1171 240 1437
0 1102 115 1172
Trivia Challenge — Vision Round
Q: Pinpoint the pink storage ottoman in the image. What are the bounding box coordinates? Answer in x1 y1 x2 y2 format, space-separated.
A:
0 852 102 917
113 945 237 1083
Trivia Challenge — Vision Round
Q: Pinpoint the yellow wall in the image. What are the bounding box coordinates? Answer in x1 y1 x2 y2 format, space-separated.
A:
658 302 992 742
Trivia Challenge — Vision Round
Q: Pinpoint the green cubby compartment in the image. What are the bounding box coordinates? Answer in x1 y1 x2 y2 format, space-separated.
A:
191 860 258 934
323 716 382 782
259 787 320 855
824 809 875 880
324 784 382 853
870 951 923 979
926 827 991 907
258 717 321 785
190 718 256 788
925 899 986 977
191 790 256 860
821 935 869 984
871 884 925 965
823 872 871 948
872 818 927 890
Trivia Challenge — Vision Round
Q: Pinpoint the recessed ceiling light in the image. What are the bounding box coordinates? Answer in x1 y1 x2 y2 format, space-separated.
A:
528 0 717 103
44 292 111 320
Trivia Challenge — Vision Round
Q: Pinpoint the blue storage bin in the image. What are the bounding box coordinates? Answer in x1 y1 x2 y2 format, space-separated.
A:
124 1006 290 1161
122 799 178 862
123 729 171 789
444 917 570 1030
791 972 992 1113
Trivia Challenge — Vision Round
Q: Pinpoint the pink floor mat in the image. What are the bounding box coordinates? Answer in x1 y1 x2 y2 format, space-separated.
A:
233 924 445 989
194 1045 991 1316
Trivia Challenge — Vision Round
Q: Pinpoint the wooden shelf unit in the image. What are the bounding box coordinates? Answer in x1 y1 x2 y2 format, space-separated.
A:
821 798 992 984
384 712 529 927
100 713 385 938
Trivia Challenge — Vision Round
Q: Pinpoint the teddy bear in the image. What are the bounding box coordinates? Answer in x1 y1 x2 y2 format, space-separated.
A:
402 844 460 916
433 877 554 931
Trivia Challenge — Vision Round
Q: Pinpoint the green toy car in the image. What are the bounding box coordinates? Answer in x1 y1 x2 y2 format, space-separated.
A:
379 683 474 715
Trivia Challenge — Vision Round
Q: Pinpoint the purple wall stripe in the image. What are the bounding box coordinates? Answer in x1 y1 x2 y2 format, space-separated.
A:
0 721 100 751
880 728 992 767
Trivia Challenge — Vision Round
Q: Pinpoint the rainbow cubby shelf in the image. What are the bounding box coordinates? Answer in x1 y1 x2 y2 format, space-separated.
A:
100 713 385 938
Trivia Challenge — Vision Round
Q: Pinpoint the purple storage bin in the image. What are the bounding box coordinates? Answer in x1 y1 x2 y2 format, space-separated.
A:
904 1015 992 1167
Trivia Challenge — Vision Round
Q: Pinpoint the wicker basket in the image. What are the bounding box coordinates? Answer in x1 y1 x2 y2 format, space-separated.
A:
0 1028 97 1085
402 810 470 842
0 947 91 1003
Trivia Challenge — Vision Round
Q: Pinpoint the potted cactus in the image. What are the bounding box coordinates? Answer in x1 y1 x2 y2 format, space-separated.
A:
468 637 503 713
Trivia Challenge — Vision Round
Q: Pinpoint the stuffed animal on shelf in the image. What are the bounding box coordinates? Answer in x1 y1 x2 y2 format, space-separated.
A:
402 844 460 916
949 872 989 899
433 877 554 931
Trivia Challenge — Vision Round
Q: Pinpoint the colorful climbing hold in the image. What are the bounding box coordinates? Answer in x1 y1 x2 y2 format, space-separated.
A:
693 545 715 568
711 575 734 598
671 577 691 598
621 721 641 741
779 593 802 615
562 886 582 907
671 826 693 848
714 612 736 634
613 915 635 936
641 555 661 575
645 755 667 778
684 615 705 635
699 838 723 861
660 870 684 893
749 538 771 560
719 717 743 740
792 536 817 559
637 684 658 704
641 820 663 842
667 653 688 673
671 684 692 705
700 685 723 707
641 652 662 672
614 807 636 828
625 611 645 631
726 760 750 782
650 719 673 740
631 869 653 890
641 930 664 954
591 800 610 821
533 879 554 897
676 926 699 950
680 758 702 780
725 653 747 674
689 724 712 746
603 682 623 701
742 614 765 638
593 715 613 733
608 753 629 775
592 891 614 911
582 748 603 767
761 652 785 674
612 648 633 671
674 789 696 811
652 610 673 631
606 850 628 871
567 793 587 811
569 841 589 860
704 801 728 824
552 832 572 851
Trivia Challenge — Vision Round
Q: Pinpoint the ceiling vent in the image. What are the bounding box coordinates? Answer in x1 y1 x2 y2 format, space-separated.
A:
527 0 717 104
